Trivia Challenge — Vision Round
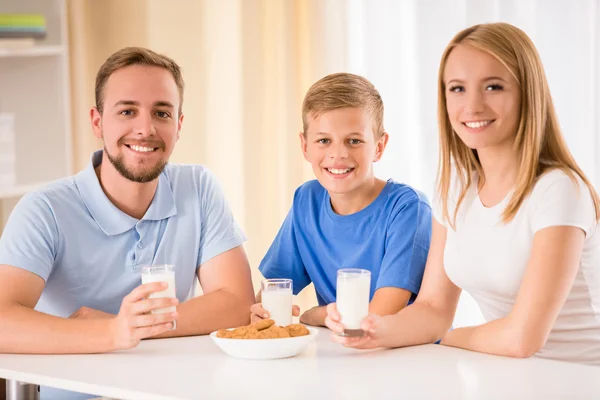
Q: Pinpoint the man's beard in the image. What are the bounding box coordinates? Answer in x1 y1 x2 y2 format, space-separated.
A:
104 145 167 183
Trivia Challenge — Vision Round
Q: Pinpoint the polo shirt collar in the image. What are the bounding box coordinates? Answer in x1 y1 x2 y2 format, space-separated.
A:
75 150 177 236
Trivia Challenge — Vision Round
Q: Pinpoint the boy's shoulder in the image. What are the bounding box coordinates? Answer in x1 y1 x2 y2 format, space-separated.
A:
293 179 327 202
385 180 431 207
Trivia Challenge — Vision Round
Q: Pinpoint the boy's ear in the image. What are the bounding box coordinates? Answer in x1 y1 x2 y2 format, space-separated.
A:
299 132 309 161
374 132 389 162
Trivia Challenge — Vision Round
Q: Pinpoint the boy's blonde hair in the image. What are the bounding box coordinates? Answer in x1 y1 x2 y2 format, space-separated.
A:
437 22 600 228
302 73 384 137
95 47 184 115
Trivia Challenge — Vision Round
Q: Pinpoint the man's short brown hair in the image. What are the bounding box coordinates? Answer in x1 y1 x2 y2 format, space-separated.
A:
301 73 384 137
95 47 184 114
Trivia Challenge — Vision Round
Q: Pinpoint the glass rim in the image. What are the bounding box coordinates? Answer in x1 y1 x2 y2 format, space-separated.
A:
337 268 370 275
141 264 175 274
261 278 292 284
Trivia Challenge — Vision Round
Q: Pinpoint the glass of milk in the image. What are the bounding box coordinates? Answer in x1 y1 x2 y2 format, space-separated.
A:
141 264 177 330
261 278 293 327
336 268 371 337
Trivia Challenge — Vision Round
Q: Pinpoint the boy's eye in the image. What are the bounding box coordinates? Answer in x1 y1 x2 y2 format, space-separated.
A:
348 139 362 145
448 85 464 93
317 139 330 144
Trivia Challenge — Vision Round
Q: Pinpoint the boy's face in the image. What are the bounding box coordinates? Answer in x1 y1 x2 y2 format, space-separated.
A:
90 64 183 183
301 107 388 195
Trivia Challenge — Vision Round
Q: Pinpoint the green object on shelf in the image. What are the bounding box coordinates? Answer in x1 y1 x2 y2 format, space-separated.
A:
0 14 46 28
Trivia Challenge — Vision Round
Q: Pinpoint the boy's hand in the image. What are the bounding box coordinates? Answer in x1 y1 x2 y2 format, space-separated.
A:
109 282 179 351
299 305 327 326
250 302 300 324
325 303 389 349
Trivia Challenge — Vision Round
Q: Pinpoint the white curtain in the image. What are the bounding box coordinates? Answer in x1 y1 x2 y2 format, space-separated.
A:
310 0 600 327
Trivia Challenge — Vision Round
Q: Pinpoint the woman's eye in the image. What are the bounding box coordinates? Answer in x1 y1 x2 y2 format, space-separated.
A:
317 139 330 144
448 85 464 93
486 84 503 91
348 139 362 145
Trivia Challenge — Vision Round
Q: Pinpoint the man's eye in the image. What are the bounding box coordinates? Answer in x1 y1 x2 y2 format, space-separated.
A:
120 109 133 116
156 111 170 118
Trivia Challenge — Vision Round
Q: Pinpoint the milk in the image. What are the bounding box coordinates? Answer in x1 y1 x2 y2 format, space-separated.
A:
261 289 293 326
141 265 177 330
336 269 371 336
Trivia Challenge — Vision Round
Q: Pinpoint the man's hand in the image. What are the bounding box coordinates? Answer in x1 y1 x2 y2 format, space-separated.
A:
69 307 114 320
299 305 328 327
250 302 300 324
109 282 179 351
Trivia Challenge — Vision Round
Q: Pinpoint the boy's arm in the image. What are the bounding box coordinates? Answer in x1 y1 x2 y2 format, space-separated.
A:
373 196 432 312
369 287 412 315
259 207 311 296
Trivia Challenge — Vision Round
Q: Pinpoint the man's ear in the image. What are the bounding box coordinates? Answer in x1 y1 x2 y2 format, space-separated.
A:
299 132 309 162
374 132 389 162
90 107 103 139
177 112 184 141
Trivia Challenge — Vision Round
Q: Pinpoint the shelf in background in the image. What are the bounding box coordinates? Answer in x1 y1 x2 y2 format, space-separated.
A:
0 45 65 58
0 182 49 199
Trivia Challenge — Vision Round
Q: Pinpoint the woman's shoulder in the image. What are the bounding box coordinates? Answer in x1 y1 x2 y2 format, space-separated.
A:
531 168 587 198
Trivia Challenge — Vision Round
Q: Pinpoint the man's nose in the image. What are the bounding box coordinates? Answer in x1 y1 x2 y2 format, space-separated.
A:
135 113 156 136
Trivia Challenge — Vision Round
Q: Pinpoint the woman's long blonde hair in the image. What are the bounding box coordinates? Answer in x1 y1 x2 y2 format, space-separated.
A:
437 22 600 228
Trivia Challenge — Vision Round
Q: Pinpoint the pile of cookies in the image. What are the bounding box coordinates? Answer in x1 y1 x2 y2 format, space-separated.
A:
216 319 310 339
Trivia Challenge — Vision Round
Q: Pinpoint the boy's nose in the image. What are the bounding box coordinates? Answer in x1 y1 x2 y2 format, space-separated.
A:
328 144 349 159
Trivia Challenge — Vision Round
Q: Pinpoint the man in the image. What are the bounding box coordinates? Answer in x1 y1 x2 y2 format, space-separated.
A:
0 47 254 399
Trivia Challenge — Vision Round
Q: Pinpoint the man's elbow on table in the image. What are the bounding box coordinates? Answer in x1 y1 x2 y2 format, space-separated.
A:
223 288 254 326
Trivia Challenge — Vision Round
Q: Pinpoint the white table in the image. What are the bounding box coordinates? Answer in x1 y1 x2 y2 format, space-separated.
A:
0 327 599 400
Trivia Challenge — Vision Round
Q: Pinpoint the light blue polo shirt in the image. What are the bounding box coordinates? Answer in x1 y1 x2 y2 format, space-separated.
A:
0 150 246 400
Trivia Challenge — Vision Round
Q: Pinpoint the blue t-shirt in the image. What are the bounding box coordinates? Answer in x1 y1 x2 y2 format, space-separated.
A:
259 179 432 305
0 150 246 400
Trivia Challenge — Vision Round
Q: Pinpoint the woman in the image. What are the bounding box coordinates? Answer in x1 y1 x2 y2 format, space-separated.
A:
326 22 600 365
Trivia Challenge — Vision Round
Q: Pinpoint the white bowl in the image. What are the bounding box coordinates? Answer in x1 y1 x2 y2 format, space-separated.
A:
210 327 319 360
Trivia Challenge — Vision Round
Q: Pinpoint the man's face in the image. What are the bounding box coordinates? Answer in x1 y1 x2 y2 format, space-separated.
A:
91 65 183 183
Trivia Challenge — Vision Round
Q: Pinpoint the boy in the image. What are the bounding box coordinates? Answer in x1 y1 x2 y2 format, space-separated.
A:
251 73 431 326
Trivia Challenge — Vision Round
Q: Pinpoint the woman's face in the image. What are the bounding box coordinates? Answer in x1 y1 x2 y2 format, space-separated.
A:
443 45 521 153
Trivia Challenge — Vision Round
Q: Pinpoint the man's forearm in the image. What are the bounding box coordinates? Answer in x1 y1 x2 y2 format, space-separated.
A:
155 289 253 338
0 305 114 354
